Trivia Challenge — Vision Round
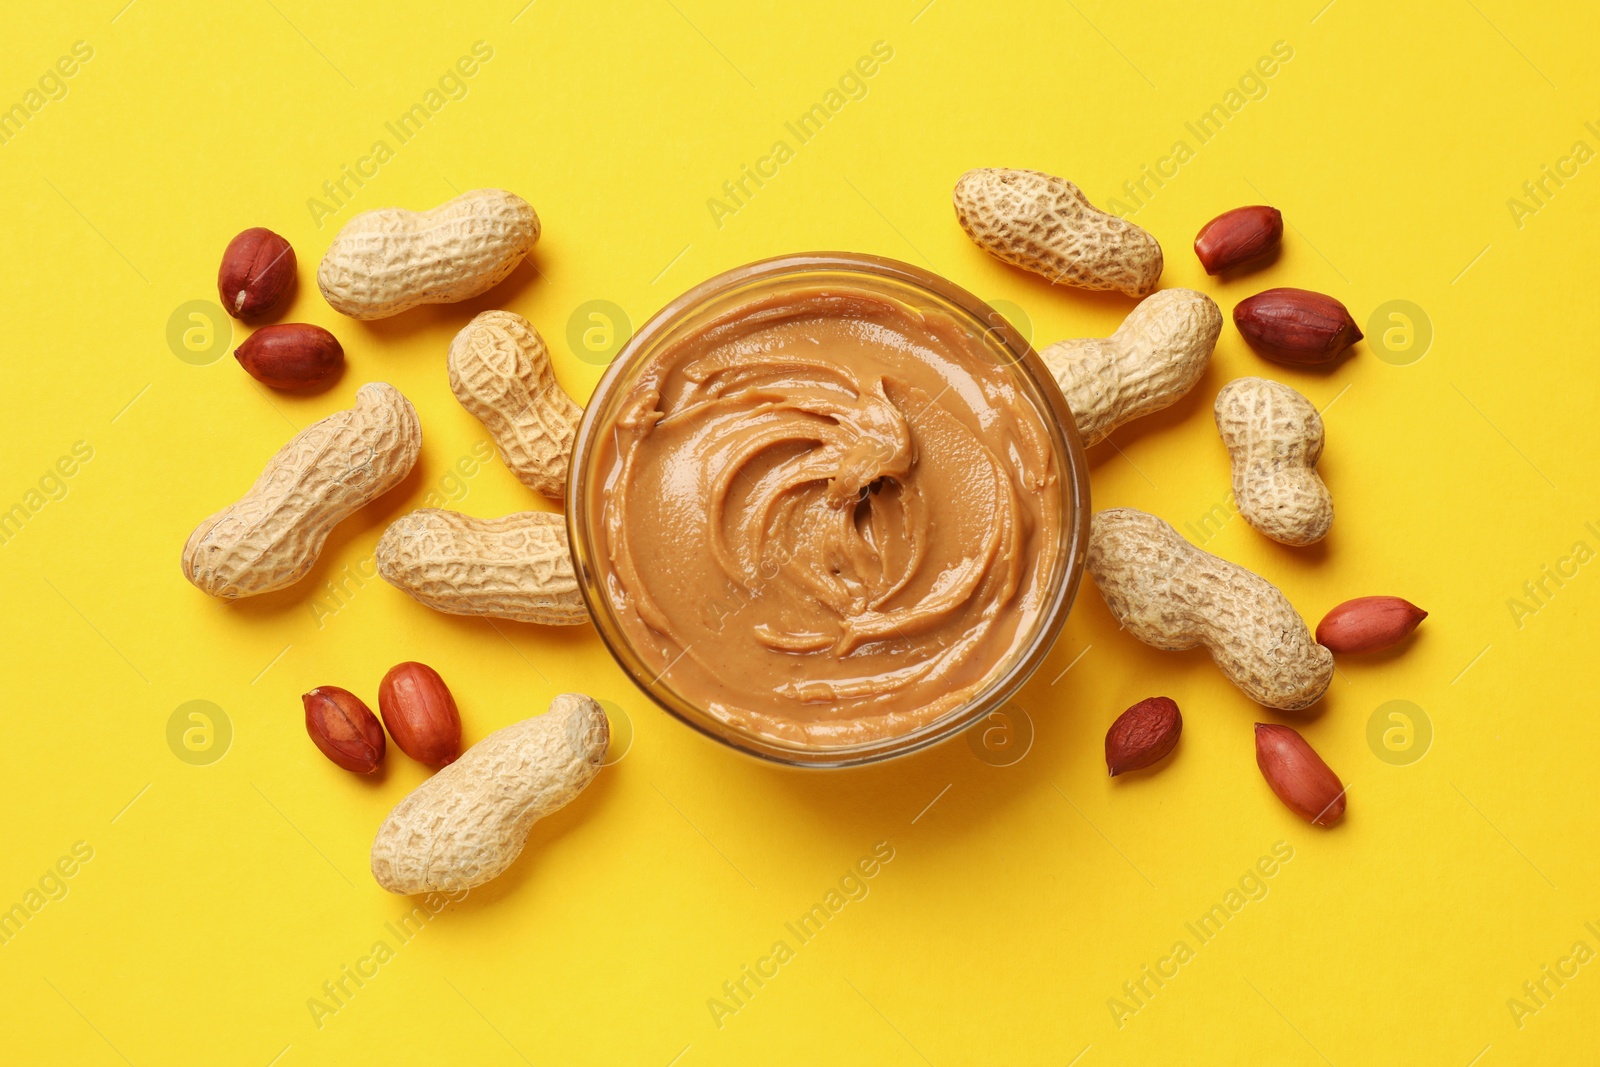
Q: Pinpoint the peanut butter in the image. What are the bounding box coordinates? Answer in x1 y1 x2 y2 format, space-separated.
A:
592 288 1062 746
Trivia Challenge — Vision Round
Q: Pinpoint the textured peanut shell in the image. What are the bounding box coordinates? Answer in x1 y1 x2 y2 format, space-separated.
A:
182 383 421 599
371 693 609 894
317 189 539 320
1086 508 1333 710
448 311 581 498
953 168 1163 295
1041 288 1221 446
1215 377 1332 546
375 508 588 625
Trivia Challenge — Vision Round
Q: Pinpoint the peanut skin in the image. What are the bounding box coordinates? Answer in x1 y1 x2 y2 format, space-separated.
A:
218 227 296 320
1086 508 1333 710
317 189 539 320
953 168 1163 295
303 686 385 774
375 508 588 625
1193 206 1282 275
233 323 343 391
1041 288 1221 446
448 311 581 498
1215 377 1332 546
182 383 421 598
1316 596 1427 653
371 693 609 894
1255 723 1346 826
1105 696 1182 777
1233 288 1362 366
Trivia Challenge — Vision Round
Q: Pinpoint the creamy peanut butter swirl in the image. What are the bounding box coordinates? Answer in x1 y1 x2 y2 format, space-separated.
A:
595 289 1061 746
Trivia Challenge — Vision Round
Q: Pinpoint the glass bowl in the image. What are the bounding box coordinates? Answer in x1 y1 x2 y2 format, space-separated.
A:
566 252 1090 767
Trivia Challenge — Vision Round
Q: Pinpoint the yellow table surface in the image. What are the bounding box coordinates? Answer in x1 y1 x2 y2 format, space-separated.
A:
4 1 1598 1063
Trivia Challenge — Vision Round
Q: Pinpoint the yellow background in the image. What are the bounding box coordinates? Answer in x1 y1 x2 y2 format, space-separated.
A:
3 1 1598 1063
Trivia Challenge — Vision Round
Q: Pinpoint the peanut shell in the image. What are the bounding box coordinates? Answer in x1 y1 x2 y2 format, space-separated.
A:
182 383 421 599
375 508 588 625
1042 288 1220 446
953 168 1163 295
317 189 539 320
1086 508 1333 710
1215 377 1332 546
371 693 609 894
448 311 581 498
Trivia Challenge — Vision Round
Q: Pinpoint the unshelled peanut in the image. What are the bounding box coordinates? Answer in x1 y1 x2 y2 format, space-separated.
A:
953 168 1163 295
182 383 421 599
375 508 588 625
1041 288 1221 446
1214 377 1332 546
1086 508 1333 710
317 189 539 320
370 693 609 894
448 311 581 498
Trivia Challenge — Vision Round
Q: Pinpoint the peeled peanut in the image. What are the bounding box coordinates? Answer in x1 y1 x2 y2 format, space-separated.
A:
234 323 343 390
182 383 421 599
303 686 385 774
378 662 462 766
1317 596 1427 653
1255 724 1346 826
317 189 539 320
1105 697 1182 777
1041 288 1221 446
448 311 581 498
218 227 296 320
953 168 1163 296
375 508 588 625
1215 377 1332 546
1234 288 1362 366
371 692 608 894
1086 508 1333 710
1193 206 1282 275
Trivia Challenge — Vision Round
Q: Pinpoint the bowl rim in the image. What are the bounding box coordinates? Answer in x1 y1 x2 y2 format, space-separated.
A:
565 250 1092 768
